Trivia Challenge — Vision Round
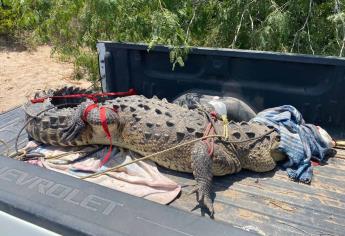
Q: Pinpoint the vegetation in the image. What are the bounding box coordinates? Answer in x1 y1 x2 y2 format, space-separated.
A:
1 0 345 83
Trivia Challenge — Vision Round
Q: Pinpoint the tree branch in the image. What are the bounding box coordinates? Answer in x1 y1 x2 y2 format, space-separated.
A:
335 0 345 56
290 0 313 53
231 8 246 48
185 8 196 44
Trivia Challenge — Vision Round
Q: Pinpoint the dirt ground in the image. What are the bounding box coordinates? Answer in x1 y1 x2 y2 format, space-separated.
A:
0 42 92 112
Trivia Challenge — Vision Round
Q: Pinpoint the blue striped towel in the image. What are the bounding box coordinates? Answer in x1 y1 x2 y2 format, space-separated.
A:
251 105 334 183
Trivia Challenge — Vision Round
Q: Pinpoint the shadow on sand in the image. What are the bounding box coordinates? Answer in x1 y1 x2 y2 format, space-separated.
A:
0 35 28 52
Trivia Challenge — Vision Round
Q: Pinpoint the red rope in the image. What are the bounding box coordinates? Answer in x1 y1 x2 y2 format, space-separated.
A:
82 103 118 167
99 106 114 167
202 112 218 157
82 103 99 122
31 88 136 167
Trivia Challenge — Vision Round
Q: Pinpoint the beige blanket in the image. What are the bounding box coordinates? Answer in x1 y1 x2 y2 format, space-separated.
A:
24 141 181 205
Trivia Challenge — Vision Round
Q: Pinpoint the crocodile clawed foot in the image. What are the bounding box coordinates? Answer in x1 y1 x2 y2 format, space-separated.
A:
190 186 215 218
60 102 90 142
61 117 85 142
191 141 215 218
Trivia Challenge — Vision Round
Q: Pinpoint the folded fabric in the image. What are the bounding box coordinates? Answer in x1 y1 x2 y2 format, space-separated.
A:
24 141 181 205
251 105 336 183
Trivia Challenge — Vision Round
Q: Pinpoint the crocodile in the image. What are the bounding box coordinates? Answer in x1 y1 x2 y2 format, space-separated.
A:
24 87 285 217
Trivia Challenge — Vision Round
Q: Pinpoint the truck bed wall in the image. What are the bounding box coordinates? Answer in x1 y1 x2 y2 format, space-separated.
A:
98 42 345 138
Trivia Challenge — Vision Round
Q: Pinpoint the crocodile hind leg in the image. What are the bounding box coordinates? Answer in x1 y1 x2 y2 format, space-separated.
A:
190 141 243 218
190 141 214 217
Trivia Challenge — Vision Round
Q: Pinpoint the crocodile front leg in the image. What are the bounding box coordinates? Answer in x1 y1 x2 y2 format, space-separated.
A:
191 141 214 217
61 102 91 142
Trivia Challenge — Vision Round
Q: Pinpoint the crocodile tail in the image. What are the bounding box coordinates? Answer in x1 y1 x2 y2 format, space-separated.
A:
24 86 94 146
34 86 93 106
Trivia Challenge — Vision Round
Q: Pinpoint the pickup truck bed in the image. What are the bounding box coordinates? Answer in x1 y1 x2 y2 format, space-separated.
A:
1 107 344 235
2 42 345 235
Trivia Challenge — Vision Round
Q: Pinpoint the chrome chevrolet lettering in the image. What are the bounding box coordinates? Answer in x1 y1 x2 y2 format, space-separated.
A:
46 184 73 199
0 168 123 215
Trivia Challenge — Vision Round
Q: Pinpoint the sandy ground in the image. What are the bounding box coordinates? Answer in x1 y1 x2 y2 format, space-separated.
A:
0 44 92 112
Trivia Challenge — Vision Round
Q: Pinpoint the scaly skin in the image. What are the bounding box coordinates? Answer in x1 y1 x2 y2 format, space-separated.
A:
24 87 284 217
